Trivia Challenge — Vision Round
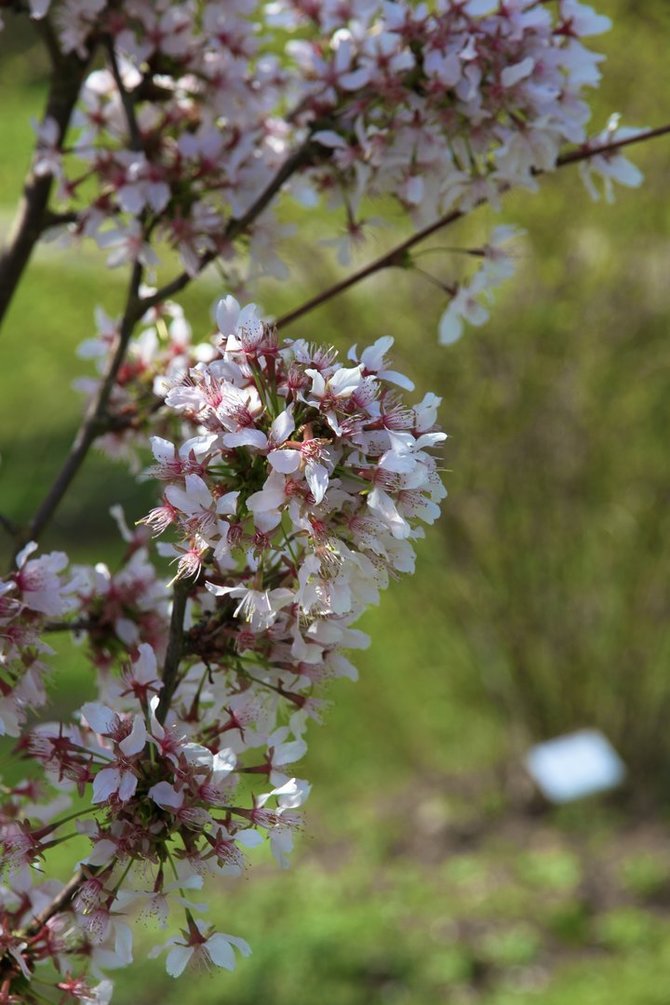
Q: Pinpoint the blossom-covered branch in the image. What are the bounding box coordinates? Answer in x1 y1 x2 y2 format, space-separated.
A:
0 19 93 328
0 298 445 1000
277 120 670 332
22 260 144 550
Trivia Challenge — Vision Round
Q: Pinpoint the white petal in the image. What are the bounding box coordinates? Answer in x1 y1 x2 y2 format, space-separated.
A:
166 944 193 978
15 542 38 569
222 933 252 958
381 369 414 391
305 461 329 504
215 295 240 336
118 771 138 802
501 57 534 88
216 491 239 516
86 839 118 866
367 487 410 539
204 934 236 970
81 702 117 735
360 335 394 370
182 742 214 767
114 922 134 965
339 67 372 90
268 449 301 473
273 738 307 765
438 307 463 346
149 781 184 810
223 429 268 450
184 473 213 508
165 484 197 515
134 643 158 681
151 436 176 462
246 475 286 513
270 408 295 444
92 767 121 803
115 617 139 647
212 748 236 775
235 829 264 848
311 130 348 149
205 581 233 597
119 716 147 757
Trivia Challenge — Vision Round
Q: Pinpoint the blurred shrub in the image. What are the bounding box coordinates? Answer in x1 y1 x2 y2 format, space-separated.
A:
433 214 670 788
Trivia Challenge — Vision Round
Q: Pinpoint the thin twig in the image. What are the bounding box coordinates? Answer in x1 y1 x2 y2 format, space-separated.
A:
105 36 143 152
555 122 670 167
0 24 93 330
18 146 318 553
43 619 97 633
275 122 670 329
19 260 144 555
156 578 191 724
22 867 89 937
0 514 18 539
137 140 316 316
276 210 463 329
40 209 80 233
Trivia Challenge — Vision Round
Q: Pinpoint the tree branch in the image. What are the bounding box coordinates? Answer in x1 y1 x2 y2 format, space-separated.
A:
0 513 19 539
275 209 463 330
155 578 191 724
555 122 670 168
21 865 93 938
15 140 318 554
14 120 670 555
43 619 96 633
137 139 316 317
40 209 80 232
105 35 143 152
275 122 670 330
19 261 144 554
0 24 92 331
15 144 316 555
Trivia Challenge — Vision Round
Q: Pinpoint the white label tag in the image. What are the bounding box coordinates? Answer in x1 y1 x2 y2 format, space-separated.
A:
525 729 626 803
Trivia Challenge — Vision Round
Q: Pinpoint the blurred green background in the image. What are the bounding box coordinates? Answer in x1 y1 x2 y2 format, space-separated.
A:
1 2 670 1002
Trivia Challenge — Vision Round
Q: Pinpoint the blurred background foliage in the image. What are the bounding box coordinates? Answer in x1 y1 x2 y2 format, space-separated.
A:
1 1 670 1002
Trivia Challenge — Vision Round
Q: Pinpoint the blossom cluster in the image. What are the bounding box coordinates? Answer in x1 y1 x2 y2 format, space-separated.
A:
22 0 641 321
68 509 171 669
0 543 74 737
289 0 615 221
0 296 445 1001
73 296 216 470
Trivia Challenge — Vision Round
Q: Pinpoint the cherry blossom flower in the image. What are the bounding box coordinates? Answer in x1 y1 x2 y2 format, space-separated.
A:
149 918 251 977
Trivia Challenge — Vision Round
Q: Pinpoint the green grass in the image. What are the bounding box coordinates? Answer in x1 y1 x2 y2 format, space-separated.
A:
104 800 670 1005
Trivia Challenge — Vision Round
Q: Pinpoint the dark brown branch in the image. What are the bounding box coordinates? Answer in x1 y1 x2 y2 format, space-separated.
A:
555 122 670 167
275 122 670 330
19 261 144 554
40 209 80 232
22 867 89 937
137 140 316 316
276 209 463 329
43 619 97 633
0 25 92 330
20 144 320 556
16 146 317 553
156 578 191 724
0 513 19 538
105 36 143 152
